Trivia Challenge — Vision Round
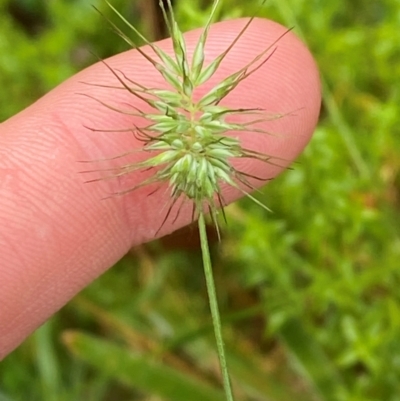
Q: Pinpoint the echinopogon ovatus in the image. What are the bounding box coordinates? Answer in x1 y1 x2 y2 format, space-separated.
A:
81 1 297 400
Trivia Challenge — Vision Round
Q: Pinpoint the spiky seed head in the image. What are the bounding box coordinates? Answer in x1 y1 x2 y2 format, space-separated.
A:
85 0 292 233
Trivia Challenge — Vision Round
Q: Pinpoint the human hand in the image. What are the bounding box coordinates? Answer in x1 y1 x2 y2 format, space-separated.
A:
0 18 320 358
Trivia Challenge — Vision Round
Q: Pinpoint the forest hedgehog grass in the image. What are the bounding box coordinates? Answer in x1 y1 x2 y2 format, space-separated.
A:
81 0 294 400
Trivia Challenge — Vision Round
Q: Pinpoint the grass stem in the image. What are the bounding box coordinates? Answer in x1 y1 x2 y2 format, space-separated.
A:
198 212 234 401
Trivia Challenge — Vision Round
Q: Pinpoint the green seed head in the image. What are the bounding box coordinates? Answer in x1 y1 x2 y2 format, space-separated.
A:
85 0 292 232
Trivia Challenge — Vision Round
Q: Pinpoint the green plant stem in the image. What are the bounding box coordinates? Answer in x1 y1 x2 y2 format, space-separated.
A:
198 212 234 401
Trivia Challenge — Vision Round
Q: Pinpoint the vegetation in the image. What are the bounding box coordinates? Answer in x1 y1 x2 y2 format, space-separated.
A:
1 0 400 400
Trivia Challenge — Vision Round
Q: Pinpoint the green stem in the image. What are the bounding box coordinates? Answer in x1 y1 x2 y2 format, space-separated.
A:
198 212 234 401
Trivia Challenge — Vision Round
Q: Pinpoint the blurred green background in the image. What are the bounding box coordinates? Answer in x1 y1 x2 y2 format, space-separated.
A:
1 0 400 400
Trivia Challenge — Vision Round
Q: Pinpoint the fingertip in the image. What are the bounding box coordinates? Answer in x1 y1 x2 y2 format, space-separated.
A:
81 17 321 227
39 16 321 239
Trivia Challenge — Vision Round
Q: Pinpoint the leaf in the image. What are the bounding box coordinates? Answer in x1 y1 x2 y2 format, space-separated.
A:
63 331 226 401
278 318 347 401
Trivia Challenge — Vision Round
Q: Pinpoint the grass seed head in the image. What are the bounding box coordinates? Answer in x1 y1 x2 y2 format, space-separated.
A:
87 0 292 232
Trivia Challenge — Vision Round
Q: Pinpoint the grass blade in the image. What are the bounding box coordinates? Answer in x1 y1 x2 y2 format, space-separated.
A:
278 318 347 401
63 331 226 401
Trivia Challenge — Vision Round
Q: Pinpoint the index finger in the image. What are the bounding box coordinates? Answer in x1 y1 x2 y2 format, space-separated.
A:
0 17 320 357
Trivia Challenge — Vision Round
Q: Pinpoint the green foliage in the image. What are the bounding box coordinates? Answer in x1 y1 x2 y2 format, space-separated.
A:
0 0 141 121
1 0 400 400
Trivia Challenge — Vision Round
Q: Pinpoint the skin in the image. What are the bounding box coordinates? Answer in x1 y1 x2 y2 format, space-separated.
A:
0 18 321 358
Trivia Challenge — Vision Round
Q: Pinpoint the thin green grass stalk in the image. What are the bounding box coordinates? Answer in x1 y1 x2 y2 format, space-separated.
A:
82 1 292 399
198 212 233 401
